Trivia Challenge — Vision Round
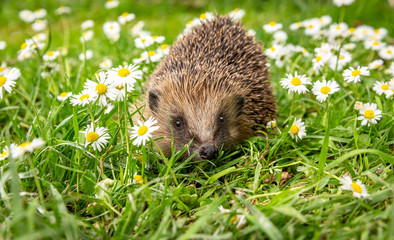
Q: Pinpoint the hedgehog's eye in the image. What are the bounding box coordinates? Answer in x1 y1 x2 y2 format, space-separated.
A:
218 115 225 123
173 118 184 129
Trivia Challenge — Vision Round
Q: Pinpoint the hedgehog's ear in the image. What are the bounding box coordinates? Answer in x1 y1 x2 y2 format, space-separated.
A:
235 95 244 117
149 90 160 113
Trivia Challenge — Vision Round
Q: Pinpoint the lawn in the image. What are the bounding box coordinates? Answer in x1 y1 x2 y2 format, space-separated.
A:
0 0 393 239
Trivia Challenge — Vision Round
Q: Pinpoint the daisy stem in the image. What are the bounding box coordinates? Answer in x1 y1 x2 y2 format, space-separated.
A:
289 93 296 116
123 84 132 184
87 104 95 129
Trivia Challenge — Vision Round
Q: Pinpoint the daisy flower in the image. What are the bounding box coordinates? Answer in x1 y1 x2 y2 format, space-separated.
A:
387 62 394 77
134 36 154 49
157 44 170 55
43 51 60 61
84 72 117 106
327 22 349 39
84 123 110 152
133 174 143 184
342 66 370 83
368 59 384 70
273 31 287 43
328 51 352 71
288 117 306 142
80 30 94 42
303 18 321 36
312 79 340 102
113 84 126 101
353 101 364 110
57 92 72 101
99 58 113 69
104 103 115 114
79 50 93 61
19 138 45 154
118 12 135 25
9 143 24 159
19 9 35 22
81 19 94 29
0 41 6 50
333 0 355 7
218 205 247 229
280 71 311 94
34 9 47 19
55 6 71 15
364 40 386 51
103 21 120 38
70 89 98 107
32 19 47 31
372 81 391 96
357 102 382 126
0 67 21 99
339 175 369 199
142 50 162 63
228 9 245 20
107 64 142 90
199 12 214 22
266 120 277 129
0 146 9 161
130 116 160 146
290 21 303 31
152 35 165 44
263 21 282 33
318 15 332 27
264 44 284 59
378 46 394 60
247 29 256 37
105 0 119 9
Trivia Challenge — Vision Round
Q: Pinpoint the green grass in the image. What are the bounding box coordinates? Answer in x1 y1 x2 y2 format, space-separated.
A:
1 0 394 239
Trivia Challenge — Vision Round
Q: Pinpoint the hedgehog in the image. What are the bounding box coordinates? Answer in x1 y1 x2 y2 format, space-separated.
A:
142 16 277 160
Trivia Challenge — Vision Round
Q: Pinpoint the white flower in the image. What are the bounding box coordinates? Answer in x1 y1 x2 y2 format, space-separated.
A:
372 81 391 96
130 116 160 146
386 78 394 98
141 50 162 63
55 6 71 15
152 35 165 44
32 33 47 42
318 15 332 27
228 9 245 20
57 92 72 101
247 29 256 37
328 50 352 71
135 36 154 49
0 41 6 50
333 0 355 7
312 79 340 102
364 40 386 51
357 102 382 126
343 43 356 51
290 21 303 31
263 21 283 33
157 44 170 56
79 50 93 61
342 66 370 83
199 12 214 22
32 19 47 31
43 51 60 61
266 120 277 129
327 22 349 40
280 71 311 94
84 72 117 106
133 173 143 184
34 9 47 19
218 205 247 229
303 18 321 36
372 28 388 40
339 175 369 198
273 31 287 43
81 20 94 29
264 44 284 59
103 21 121 37
354 101 364 110
118 12 135 25
0 146 9 160
18 138 45 155
130 21 149 37
0 67 20 99
10 143 24 159
84 123 110 152
19 9 35 22
107 64 142 90
288 118 306 142
353 25 374 41
113 84 126 101
105 0 119 9
368 59 384 70
80 30 94 42
104 103 115 114
378 46 394 60
99 58 113 69
70 89 98 106
387 62 394 77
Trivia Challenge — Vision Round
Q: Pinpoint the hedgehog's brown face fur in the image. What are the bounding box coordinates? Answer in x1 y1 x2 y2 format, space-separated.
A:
145 73 253 160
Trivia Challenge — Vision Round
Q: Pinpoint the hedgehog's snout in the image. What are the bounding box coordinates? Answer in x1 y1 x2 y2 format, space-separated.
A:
199 145 218 160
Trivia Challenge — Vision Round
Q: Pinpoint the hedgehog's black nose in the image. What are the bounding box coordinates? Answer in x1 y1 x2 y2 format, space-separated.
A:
199 145 218 160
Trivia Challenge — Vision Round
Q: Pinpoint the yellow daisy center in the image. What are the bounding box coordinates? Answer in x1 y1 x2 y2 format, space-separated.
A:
336 26 341 30
161 44 168 50
362 30 367 34
121 12 128 17
134 175 143 183
290 125 299 134
320 86 331 94
0 76 7 87
115 84 124 90
118 68 130 77
110 26 114 30
381 84 389 90
351 69 361 77
340 56 345 60
372 41 379 46
86 132 99 142
315 56 322 62
349 28 355 33
290 77 301 86
270 46 275 52
138 125 148 136
308 24 314 29
95 83 107 94
0 66 4 72
21 42 27 49
269 21 276 26
364 110 374 119
47 51 54 56
152 36 158 39
59 92 68 97
1 151 7 158
234 9 239 12
296 22 301 26
271 121 277 127
387 50 392 54
187 20 193 25
200 13 206 19
351 182 362 193
141 38 146 43
374 29 379 33
148 51 155 57
79 94 90 101
230 215 238 224
20 142 31 148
